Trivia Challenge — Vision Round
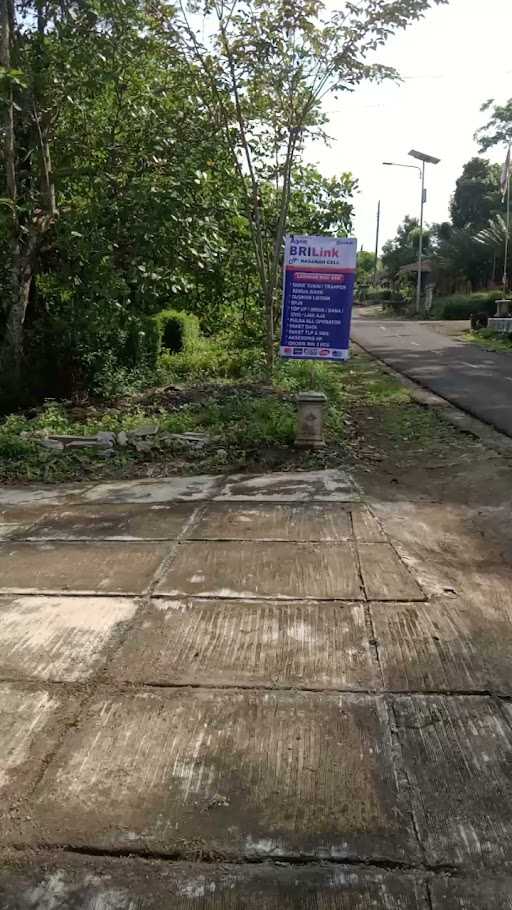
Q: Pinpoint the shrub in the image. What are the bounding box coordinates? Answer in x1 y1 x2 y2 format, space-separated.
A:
158 340 266 382
124 317 160 369
365 287 391 302
153 309 201 355
432 292 503 320
383 294 409 313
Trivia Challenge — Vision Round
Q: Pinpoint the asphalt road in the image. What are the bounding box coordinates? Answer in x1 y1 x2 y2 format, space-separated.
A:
351 315 512 437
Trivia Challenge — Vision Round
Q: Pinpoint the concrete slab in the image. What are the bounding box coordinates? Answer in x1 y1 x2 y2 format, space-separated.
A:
371 600 512 693
109 599 378 689
0 595 138 682
83 476 221 504
393 695 512 868
371 500 512 601
430 875 512 908
351 508 386 541
23 503 195 540
0 682 74 803
215 470 360 501
0 484 88 506
0 857 429 908
155 541 364 599
188 502 353 540
0 541 170 594
31 690 416 862
358 543 425 601
0 505 50 540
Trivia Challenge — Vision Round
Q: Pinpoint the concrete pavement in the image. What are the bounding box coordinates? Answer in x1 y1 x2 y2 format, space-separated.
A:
1 470 512 905
351 316 512 436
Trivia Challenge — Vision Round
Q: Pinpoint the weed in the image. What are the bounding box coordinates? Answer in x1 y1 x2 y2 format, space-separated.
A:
0 348 476 483
464 330 512 354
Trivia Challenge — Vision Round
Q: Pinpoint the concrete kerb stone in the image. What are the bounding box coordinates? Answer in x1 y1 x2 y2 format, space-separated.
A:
0 469 363 512
214 470 363 502
0 484 95 507
81 475 225 505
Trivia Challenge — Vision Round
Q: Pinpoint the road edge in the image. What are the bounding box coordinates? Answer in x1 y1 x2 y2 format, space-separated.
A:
352 340 512 458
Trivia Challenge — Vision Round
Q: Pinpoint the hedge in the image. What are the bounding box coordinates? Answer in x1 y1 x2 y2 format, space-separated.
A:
432 292 504 320
153 309 202 355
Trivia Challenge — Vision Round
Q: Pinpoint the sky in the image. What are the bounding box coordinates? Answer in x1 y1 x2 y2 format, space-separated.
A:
305 0 512 254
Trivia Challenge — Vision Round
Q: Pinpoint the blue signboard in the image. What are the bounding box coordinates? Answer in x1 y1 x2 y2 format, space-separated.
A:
279 234 357 361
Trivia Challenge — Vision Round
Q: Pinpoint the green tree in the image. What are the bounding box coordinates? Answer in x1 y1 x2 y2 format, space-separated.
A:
450 158 502 232
356 251 377 286
174 0 448 368
473 215 508 286
0 0 241 400
381 216 431 278
476 98 512 152
431 222 496 291
286 166 357 236
0 0 448 401
0 0 59 399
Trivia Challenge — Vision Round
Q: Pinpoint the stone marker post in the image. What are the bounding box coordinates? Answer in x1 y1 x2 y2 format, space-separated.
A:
495 299 511 317
295 392 327 449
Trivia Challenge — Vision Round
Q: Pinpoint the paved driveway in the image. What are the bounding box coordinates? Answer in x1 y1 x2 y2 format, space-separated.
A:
0 470 512 906
352 316 512 436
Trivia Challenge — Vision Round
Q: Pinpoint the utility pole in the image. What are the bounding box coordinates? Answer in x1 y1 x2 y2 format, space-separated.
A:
416 161 426 315
373 200 381 286
504 168 511 293
383 151 440 314
409 150 441 315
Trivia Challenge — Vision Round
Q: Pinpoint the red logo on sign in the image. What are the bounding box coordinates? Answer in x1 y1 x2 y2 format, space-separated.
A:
319 349 330 356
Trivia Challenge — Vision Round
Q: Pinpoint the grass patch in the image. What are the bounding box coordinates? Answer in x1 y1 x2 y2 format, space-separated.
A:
0 349 477 483
464 329 512 354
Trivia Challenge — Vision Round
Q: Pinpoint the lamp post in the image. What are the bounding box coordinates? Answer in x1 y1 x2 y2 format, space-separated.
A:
383 149 440 313
373 199 381 286
409 150 440 314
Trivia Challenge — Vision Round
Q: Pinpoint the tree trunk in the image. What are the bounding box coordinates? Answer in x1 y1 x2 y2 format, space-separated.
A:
0 0 24 399
264 288 274 374
0 222 43 401
2 268 31 392
0 0 56 403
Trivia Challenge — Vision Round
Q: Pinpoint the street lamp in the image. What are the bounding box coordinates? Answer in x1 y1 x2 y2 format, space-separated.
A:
409 150 440 314
383 150 441 313
382 162 421 174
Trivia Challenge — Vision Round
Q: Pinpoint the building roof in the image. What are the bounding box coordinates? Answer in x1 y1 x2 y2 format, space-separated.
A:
399 259 433 274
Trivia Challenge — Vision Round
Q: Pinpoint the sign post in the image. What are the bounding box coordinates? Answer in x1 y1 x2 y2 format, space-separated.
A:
279 234 357 362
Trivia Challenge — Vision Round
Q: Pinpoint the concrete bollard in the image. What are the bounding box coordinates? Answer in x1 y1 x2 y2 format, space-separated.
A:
495 299 511 317
295 391 327 449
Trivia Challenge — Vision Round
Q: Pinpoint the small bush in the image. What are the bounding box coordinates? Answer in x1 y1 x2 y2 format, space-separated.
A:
153 309 201 355
158 338 266 382
432 292 503 320
365 287 391 302
383 294 409 313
